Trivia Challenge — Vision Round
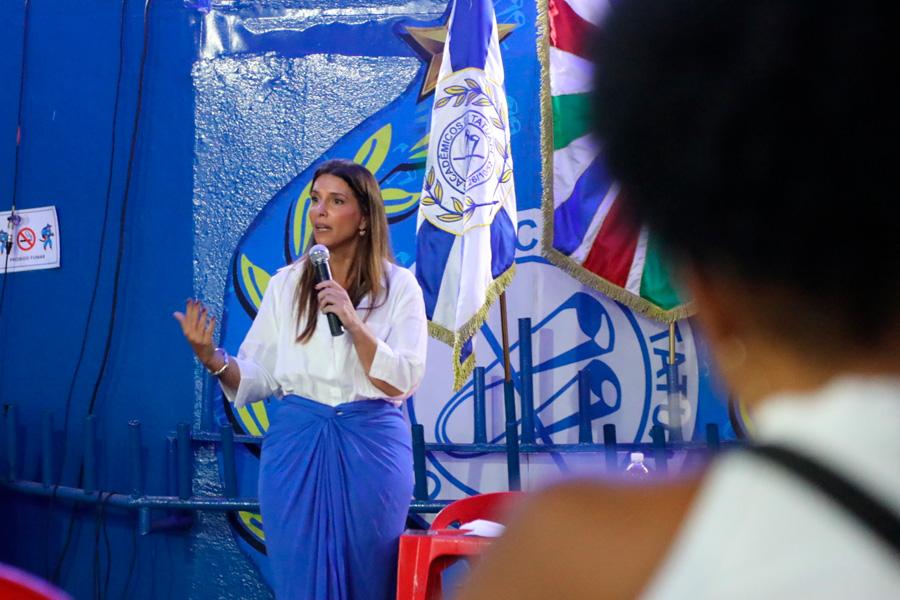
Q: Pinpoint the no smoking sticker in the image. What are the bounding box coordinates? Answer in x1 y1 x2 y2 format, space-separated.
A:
17 227 36 251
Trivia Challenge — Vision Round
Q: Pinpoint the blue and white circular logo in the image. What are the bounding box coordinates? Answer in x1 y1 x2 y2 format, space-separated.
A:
438 109 497 193
408 222 700 498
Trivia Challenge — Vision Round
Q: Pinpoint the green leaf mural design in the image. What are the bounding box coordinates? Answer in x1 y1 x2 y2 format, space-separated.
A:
353 124 393 175
239 254 272 311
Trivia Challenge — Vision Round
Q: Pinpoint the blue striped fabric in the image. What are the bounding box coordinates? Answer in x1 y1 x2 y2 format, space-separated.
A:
553 156 613 255
416 220 456 318
449 0 493 71
490 206 516 278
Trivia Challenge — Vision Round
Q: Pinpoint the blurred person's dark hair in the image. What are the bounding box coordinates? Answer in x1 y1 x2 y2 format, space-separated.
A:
592 0 900 352
457 6 900 600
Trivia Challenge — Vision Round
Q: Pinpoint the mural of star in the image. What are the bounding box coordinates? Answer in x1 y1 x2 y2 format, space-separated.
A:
402 21 517 101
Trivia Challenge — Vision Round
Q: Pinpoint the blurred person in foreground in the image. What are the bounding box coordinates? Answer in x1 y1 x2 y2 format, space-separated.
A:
459 0 900 598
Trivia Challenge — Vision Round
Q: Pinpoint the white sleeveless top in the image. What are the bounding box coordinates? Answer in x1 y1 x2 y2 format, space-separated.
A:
643 376 900 599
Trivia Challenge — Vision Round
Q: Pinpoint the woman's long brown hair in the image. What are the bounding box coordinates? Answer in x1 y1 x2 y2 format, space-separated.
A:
295 159 395 342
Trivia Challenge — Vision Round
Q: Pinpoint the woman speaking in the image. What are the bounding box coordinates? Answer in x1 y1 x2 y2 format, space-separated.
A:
174 159 428 599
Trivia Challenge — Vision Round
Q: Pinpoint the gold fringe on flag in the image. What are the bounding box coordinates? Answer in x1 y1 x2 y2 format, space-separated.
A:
427 265 516 391
536 0 694 324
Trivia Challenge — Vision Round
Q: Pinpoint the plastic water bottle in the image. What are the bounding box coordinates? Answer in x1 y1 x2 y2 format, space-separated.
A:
625 452 651 479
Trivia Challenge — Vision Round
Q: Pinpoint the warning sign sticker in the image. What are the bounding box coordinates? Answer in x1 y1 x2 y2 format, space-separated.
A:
17 228 36 252
1 206 61 274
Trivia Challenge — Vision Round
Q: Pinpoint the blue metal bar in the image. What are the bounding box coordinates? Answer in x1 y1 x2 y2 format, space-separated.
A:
220 425 237 499
426 441 732 453
411 424 427 501
83 415 97 494
505 422 521 491
502 379 517 430
128 420 143 497
705 423 720 451
3 476 452 513
410 500 451 513
166 436 177 496
5 404 18 480
502 379 522 490
186 429 741 454
177 423 192 500
190 430 261 445
603 423 618 473
138 508 152 536
578 369 592 443
472 367 487 444
2 479 260 510
41 412 53 488
650 425 668 475
518 318 535 444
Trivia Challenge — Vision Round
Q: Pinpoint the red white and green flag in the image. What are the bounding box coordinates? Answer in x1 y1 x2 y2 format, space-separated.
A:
542 0 692 322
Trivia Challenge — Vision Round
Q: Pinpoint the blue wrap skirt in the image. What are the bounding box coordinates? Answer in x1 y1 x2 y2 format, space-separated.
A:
258 395 414 600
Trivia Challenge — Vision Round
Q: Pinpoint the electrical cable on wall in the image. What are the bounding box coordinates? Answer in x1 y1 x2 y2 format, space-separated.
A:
51 0 130 583
51 1 155 593
59 0 130 480
86 0 154 419
120 520 139 598
0 0 32 319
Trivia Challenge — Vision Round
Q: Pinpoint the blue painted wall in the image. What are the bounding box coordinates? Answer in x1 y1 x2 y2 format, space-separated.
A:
0 1 734 598
0 1 272 597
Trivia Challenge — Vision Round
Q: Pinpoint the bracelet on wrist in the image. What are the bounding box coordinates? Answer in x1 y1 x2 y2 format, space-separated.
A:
207 348 230 377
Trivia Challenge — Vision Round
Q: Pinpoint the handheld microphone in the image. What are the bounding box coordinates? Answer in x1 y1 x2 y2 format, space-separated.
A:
308 244 344 336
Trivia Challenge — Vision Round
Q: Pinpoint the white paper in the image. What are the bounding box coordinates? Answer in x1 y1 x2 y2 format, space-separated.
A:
459 519 506 537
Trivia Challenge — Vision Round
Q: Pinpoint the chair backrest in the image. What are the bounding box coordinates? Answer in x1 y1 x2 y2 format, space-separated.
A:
0 563 71 600
431 491 524 530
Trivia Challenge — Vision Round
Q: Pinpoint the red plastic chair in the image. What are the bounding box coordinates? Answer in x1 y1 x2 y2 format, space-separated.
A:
0 563 71 600
397 492 523 600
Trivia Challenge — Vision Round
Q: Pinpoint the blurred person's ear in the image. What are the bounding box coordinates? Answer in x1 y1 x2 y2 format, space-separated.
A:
679 265 769 405
680 265 848 407
679 264 744 358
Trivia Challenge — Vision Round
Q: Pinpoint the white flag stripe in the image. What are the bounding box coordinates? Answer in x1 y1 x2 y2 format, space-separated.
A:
552 133 600 209
571 183 620 264
625 226 649 294
485 16 504 85
457 232 493 328
549 46 594 97
565 0 610 27
432 236 463 327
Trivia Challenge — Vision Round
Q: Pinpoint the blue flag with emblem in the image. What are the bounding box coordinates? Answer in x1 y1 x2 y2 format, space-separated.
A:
415 0 518 391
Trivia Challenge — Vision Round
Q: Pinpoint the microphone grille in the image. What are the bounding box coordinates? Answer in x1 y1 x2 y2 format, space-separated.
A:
308 244 330 265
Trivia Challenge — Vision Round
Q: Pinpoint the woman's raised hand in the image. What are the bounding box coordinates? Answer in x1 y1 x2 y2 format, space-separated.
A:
173 299 217 367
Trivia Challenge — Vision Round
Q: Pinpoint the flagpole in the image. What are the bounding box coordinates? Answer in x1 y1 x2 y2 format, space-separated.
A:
499 292 513 382
668 322 676 369
666 320 684 442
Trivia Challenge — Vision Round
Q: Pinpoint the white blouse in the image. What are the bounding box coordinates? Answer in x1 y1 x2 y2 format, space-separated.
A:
221 260 428 409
